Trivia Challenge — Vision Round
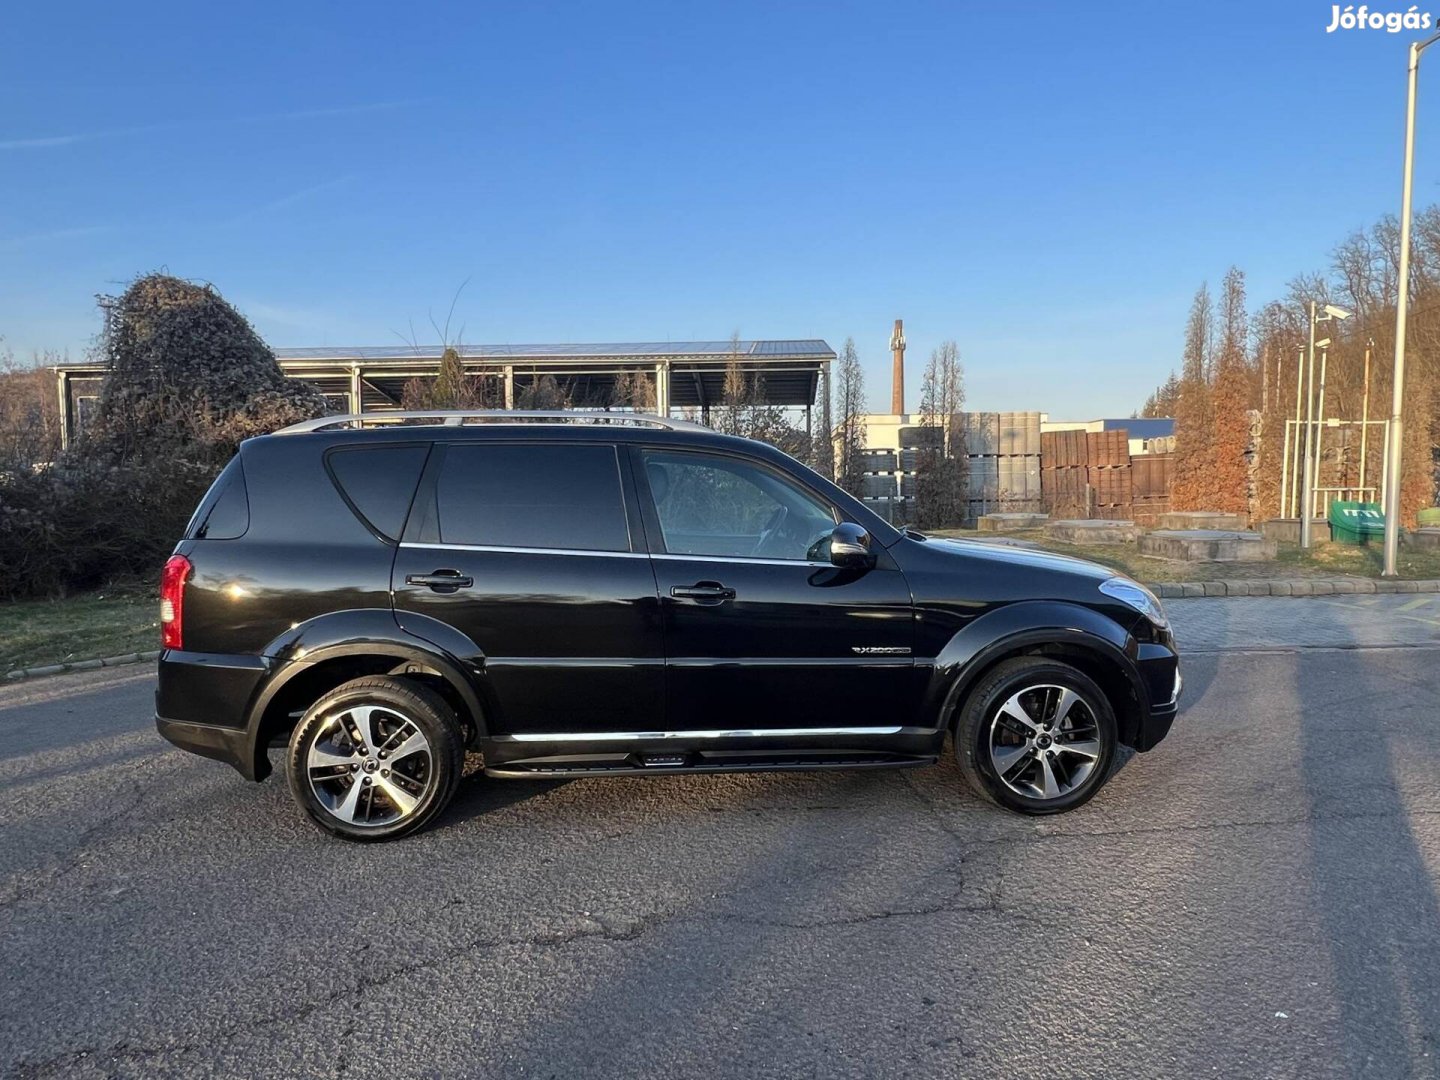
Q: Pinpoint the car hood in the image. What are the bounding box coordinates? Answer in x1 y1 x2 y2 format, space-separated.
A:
926 536 1117 585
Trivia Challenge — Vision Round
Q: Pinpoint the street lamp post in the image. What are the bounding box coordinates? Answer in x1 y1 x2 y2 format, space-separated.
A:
1300 304 1349 549
1384 30 1440 576
1301 304 1319 548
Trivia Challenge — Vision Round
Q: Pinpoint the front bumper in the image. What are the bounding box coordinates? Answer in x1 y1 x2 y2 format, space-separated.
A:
1132 642 1181 752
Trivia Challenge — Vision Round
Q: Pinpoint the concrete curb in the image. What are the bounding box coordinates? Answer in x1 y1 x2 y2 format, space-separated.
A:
3 650 160 683
1150 579 1440 598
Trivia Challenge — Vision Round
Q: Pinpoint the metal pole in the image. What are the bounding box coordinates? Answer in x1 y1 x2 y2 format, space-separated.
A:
1381 420 1392 508
1384 33 1440 574
1291 345 1305 518
1314 346 1329 519
1280 419 1293 517
1359 342 1372 494
1301 303 1319 546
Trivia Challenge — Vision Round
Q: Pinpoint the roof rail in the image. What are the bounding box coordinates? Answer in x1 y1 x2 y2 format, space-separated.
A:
273 409 713 435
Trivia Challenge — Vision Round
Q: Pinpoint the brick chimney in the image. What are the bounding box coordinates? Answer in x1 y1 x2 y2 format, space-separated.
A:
889 318 906 415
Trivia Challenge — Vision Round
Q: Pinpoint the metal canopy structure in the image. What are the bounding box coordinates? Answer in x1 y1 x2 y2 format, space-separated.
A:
273 340 832 413
52 339 836 447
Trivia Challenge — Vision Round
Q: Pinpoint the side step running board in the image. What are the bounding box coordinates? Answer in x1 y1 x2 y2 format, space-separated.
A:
485 754 937 780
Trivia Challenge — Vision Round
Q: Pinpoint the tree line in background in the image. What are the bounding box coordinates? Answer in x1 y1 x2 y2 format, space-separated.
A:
1143 205 1440 526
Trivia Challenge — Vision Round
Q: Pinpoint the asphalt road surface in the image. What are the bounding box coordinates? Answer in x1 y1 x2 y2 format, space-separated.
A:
2 596 1437 1079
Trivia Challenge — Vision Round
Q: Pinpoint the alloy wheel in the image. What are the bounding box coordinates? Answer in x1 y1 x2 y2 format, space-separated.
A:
987 683 1102 801
306 704 434 827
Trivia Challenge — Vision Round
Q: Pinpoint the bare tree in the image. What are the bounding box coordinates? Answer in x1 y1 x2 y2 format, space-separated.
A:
0 343 64 468
833 337 867 496
711 331 805 455
609 368 656 411
913 340 967 528
813 359 835 480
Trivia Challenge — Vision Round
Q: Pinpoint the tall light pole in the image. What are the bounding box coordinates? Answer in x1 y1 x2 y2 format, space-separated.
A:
1384 30 1440 576
1300 304 1350 548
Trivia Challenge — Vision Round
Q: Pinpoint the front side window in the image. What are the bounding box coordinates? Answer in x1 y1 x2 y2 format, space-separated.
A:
436 443 630 552
642 450 837 561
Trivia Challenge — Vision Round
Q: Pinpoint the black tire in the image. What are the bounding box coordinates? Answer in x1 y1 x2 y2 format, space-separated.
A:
286 676 465 841
954 657 1117 816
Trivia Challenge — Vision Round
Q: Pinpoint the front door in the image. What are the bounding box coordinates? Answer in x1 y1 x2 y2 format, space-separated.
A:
634 446 916 731
392 440 664 734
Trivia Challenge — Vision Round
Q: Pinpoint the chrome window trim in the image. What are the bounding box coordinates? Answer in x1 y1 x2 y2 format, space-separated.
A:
650 552 829 568
397 543 836 567
398 541 647 559
494 725 927 743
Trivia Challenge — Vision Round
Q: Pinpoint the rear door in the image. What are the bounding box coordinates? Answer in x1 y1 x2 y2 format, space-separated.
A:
635 446 917 731
392 439 664 734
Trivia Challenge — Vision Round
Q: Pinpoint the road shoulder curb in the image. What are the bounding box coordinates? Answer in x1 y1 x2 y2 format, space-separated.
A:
1151 578 1440 598
4 650 160 683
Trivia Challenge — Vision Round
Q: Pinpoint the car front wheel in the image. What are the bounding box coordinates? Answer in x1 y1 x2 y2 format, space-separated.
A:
286 676 464 841
954 657 1118 815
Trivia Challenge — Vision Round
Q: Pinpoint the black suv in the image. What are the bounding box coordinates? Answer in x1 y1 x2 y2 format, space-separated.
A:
157 411 1181 840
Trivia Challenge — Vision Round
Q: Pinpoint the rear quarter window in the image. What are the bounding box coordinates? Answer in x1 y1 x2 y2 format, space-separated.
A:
186 456 250 540
326 444 431 542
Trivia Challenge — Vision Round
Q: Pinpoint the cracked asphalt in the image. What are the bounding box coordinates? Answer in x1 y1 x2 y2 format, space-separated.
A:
2 596 1438 1079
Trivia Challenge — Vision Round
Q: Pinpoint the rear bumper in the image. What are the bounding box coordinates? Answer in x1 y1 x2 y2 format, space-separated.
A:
155 714 259 780
155 650 269 779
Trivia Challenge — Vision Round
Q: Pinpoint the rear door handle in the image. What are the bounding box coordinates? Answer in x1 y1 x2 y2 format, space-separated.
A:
670 582 736 602
406 570 474 591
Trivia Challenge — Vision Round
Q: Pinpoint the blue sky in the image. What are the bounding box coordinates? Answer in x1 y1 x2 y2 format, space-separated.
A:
0 0 1432 416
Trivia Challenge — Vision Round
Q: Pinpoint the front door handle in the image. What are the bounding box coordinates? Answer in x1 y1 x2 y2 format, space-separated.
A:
406 570 474 592
670 582 736 603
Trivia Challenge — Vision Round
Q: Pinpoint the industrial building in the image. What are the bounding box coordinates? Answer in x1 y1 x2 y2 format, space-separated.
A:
53 339 836 448
856 319 1174 523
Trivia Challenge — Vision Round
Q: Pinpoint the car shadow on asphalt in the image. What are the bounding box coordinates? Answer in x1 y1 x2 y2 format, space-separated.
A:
438 755 571 826
1297 646 1440 1076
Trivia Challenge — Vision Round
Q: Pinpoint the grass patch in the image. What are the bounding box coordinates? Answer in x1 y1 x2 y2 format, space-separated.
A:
1271 540 1440 580
930 528 1440 583
1 591 158 672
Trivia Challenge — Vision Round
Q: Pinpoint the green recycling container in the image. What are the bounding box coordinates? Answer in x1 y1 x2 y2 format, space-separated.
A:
1329 501 1386 544
1417 507 1440 528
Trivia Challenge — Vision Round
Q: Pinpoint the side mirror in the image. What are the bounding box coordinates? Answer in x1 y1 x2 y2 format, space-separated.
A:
828 521 875 568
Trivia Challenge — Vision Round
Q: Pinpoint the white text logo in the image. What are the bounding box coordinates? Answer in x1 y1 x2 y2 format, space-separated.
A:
1327 5 1434 31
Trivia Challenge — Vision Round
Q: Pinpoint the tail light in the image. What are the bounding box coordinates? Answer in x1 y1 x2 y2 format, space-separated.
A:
160 555 192 650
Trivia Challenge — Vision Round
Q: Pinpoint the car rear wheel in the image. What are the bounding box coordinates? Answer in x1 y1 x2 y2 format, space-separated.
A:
286 676 464 841
954 657 1117 815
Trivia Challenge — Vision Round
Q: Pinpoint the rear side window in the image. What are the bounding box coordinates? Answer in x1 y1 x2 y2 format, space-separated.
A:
327 445 431 541
435 443 630 552
188 456 250 540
